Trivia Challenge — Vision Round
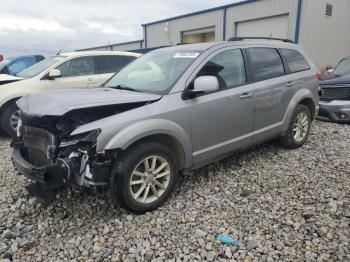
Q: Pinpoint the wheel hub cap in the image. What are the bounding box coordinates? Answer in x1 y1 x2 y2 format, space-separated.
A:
129 155 171 204
10 110 20 131
293 112 308 142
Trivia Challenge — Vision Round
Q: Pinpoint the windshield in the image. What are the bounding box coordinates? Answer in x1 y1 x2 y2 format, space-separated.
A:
17 56 66 78
105 49 201 94
334 58 350 77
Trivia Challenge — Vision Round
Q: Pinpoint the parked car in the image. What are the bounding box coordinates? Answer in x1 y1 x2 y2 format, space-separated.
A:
12 39 319 213
0 51 140 136
318 56 350 123
0 55 45 85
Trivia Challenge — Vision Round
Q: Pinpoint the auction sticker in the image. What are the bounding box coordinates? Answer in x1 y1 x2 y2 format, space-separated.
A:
174 52 200 58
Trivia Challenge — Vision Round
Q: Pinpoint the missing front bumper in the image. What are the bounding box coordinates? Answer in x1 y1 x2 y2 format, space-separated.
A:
12 144 110 189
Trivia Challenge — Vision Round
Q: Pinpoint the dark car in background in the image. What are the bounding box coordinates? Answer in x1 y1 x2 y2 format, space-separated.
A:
0 55 45 85
319 56 350 123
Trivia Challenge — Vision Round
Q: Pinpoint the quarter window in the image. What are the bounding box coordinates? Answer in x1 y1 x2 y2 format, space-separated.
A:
56 56 95 77
95 55 136 74
198 49 246 90
279 49 310 73
247 48 285 81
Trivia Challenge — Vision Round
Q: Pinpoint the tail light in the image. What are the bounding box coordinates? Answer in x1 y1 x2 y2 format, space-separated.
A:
0 54 3 62
316 72 322 81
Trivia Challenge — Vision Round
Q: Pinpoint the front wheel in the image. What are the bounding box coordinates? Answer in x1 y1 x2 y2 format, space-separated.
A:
280 104 312 149
110 141 178 213
0 102 20 138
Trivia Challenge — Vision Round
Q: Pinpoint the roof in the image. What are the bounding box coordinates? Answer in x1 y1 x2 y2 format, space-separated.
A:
142 0 260 26
61 50 141 57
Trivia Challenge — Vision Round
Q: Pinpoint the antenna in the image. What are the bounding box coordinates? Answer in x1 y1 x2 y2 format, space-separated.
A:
56 43 66 55
268 33 273 40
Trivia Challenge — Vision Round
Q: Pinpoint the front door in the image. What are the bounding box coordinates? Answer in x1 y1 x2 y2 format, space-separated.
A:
187 48 255 165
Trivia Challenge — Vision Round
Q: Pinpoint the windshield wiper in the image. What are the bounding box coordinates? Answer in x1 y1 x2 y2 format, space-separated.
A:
110 84 141 92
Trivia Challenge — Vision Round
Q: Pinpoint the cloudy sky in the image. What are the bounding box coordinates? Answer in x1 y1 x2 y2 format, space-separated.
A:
0 0 237 58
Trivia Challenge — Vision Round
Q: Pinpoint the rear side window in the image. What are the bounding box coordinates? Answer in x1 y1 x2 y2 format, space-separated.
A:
279 49 310 73
247 48 285 81
95 55 136 74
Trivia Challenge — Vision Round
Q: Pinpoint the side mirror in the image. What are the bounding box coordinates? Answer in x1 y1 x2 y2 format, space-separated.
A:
183 75 219 99
47 69 62 79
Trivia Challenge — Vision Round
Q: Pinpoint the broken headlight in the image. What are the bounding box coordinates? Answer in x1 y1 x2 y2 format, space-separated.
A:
59 129 101 149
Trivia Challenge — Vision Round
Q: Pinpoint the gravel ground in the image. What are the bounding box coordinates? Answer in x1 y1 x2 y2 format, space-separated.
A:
0 120 349 262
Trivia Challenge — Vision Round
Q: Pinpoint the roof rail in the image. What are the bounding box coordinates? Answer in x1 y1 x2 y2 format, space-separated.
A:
228 37 294 43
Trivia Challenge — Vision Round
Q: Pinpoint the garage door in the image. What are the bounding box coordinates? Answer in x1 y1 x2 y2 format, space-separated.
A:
182 27 215 44
236 15 289 39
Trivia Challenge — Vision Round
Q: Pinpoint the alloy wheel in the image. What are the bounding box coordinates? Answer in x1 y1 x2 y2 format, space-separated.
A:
129 155 171 204
293 112 309 142
10 110 20 131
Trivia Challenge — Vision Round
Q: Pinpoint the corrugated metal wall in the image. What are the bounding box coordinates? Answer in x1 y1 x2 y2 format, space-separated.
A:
299 0 350 68
145 9 224 47
111 42 142 51
225 0 298 40
77 41 143 52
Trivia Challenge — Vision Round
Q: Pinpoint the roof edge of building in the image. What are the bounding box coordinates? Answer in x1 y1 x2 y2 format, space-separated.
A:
77 39 143 51
141 0 260 26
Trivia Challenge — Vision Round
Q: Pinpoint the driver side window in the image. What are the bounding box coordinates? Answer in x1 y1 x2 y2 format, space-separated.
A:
198 49 246 90
56 56 95 77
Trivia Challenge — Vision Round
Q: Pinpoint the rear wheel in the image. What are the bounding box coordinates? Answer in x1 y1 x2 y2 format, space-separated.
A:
280 104 311 149
0 102 20 138
110 141 178 213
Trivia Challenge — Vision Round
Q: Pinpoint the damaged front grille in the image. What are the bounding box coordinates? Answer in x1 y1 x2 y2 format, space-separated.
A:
23 126 56 166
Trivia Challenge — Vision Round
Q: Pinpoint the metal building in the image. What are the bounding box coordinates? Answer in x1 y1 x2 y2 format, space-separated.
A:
78 0 350 68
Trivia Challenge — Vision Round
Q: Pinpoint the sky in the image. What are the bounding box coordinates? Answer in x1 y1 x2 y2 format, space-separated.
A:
0 0 236 58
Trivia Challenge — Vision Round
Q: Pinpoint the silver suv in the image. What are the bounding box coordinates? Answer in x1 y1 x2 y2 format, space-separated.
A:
12 38 319 213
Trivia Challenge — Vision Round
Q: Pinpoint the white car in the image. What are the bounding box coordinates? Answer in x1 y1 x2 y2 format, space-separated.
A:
0 51 140 136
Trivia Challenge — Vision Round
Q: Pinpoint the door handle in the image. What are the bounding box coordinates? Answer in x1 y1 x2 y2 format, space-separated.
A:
240 92 253 99
285 81 296 87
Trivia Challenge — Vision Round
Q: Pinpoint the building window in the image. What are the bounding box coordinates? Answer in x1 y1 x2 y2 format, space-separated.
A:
325 3 333 17
182 27 215 44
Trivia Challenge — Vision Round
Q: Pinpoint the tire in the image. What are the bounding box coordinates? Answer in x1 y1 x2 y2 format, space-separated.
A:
0 101 20 138
280 104 312 149
110 141 179 213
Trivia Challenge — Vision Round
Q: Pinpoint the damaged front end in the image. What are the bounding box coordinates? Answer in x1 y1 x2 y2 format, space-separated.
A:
11 88 162 193
12 113 113 191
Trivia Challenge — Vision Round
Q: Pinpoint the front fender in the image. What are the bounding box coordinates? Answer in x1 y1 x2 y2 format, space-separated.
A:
104 119 193 168
282 89 315 132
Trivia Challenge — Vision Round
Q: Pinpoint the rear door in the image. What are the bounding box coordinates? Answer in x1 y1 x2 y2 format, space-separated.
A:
45 56 99 89
245 47 289 142
95 55 136 85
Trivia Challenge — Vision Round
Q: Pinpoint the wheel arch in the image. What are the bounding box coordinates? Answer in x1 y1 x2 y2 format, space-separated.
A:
103 119 193 170
282 89 316 132
0 97 21 115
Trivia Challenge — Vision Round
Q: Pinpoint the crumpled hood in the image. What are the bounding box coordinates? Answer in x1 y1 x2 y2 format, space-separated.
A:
320 74 350 88
17 88 162 117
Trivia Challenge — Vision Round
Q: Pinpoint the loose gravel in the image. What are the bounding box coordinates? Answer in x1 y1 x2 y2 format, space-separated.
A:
0 121 349 261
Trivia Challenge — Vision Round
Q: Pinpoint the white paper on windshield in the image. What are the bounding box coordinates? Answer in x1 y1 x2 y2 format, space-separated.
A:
174 53 200 59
